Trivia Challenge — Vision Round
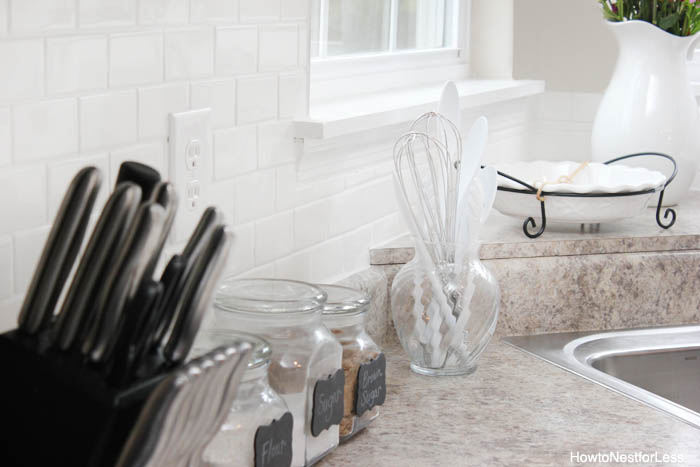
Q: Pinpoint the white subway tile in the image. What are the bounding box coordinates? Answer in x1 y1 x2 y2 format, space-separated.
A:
191 0 238 22
13 98 78 162
0 165 47 235
79 0 135 27
259 24 297 72
298 24 308 67
0 297 22 332
138 83 189 139
0 107 10 167
328 177 395 236
214 125 257 180
254 210 293 265
48 154 110 219
0 40 44 101
165 28 214 80
80 91 137 150
215 26 257 75
278 73 304 118
47 35 107 94
281 0 307 20
13 225 50 295
110 142 165 183
191 78 236 128
223 221 255 275
371 212 406 246
275 250 311 281
258 120 297 168
234 168 275 224
10 0 75 31
209 178 235 222
275 164 345 211
309 237 344 283
236 75 277 124
235 262 274 279
293 199 329 250
0 236 11 299
239 0 280 22
110 32 163 87
139 0 189 24
0 1 7 35
342 225 371 274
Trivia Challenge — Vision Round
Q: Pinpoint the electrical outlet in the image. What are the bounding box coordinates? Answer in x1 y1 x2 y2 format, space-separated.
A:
169 108 211 243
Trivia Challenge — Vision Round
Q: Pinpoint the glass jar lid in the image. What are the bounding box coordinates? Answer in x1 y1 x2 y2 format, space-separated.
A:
317 284 370 317
192 329 271 370
215 278 327 315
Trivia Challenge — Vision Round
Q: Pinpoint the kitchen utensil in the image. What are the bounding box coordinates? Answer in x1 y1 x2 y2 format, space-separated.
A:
437 80 460 133
53 182 142 351
18 167 102 335
456 116 488 222
82 202 166 363
116 161 161 200
163 225 232 364
143 181 178 280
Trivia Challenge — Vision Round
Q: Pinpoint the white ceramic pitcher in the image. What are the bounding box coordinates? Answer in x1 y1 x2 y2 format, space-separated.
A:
591 20 700 205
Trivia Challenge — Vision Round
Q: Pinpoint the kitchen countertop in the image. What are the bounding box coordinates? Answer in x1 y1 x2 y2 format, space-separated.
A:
320 339 700 467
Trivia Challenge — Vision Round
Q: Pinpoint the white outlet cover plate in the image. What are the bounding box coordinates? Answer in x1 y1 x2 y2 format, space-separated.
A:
169 108 211 243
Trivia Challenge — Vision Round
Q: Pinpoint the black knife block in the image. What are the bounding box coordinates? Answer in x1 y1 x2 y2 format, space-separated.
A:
0 330 168 467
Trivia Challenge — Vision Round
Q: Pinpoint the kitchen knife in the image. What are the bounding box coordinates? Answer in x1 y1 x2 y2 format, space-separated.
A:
18 167 102 335
142 181 178 280
53 182 142 350
115 161 161 200
163 225 233 364
82 201 166 363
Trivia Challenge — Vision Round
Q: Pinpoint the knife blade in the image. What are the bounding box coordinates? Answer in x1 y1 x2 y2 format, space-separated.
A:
143 181 178 280
53 182 142 350
115 161 161 201
18 167 102 335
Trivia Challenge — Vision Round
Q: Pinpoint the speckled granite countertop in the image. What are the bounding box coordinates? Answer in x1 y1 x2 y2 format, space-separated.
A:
319 339 700 467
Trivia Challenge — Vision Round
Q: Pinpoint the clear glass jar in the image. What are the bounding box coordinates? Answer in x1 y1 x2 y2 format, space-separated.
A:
191 330 291 467
214 279 343 467
318 285 384 443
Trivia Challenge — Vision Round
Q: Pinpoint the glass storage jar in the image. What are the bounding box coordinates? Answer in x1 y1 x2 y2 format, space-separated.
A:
191 330 292 467
214 279 343 467
318 285 385 443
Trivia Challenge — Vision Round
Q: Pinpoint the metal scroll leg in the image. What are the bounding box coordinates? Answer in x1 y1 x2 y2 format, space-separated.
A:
523 200 547 238
655 190 676 229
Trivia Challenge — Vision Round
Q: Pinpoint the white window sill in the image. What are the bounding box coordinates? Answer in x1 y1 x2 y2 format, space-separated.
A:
294 79 546 140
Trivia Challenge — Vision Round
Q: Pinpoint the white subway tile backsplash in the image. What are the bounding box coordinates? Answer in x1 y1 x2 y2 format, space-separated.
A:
79 0 136 27
12 225 50 295
234 168 275 224
214 125 257 180
10 0 75 32
165 28 214 80
109 142 165 183
278 73 304 118
224 221 255 275
281 0 307 20
235 262 274 279
139 0 189 24
0 1 7 35
191 0 239 22
138 83 189 138
0 107 10 167
110 32 164 87
236 75 277 124
298 24 308 67
239 0 280 23
0 40 44 101
80 91 137 151
275 250 311 281
309 236 344 283
328 177 395 236
258 120 297 168
209 178 235 222
342 225 371 274
0 236 11 299
0 296 21 333
294 199 329 250
254 210 293 265
259 24 298 72
47 35 107 94
191 78 236 128
48 154 109 219
370 212 406 246
13 98 78 162
0 165 47 235
215 26 257 75
275 164 345 211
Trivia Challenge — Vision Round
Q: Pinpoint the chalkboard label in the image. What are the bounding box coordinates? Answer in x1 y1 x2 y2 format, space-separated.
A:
254 412 293 467
311 368 344 437
355 353 386 416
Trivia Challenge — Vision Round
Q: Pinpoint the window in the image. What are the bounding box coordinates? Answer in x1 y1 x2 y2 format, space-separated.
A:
310 0 460 59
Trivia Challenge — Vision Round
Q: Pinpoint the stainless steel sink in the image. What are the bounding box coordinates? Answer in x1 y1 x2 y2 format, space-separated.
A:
503 325 700 429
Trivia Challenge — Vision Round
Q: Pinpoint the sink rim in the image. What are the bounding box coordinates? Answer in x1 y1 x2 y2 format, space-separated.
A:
503 324 700 430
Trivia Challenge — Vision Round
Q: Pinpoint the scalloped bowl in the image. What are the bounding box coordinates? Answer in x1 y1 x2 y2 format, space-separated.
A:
493 161 667 224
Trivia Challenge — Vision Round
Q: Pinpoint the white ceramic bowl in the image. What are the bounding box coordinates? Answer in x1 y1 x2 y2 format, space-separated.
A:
493 161 667 224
